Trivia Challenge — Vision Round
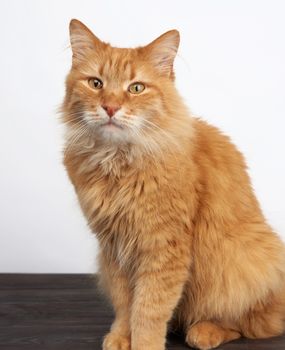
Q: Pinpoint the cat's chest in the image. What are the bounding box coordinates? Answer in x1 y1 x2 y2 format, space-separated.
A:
75 165 163 267
76 165 160 238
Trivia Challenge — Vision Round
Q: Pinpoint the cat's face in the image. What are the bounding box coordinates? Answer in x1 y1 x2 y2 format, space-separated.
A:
64 19 180 146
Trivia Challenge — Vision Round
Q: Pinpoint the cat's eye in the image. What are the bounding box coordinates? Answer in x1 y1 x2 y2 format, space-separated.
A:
88 78 103 90
128 82 145 94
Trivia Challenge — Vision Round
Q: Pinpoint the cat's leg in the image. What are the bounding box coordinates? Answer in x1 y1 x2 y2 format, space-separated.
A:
185 321 241 350
130 242 191 350
238 287 285 339
99 252 131 350
185 287 285 350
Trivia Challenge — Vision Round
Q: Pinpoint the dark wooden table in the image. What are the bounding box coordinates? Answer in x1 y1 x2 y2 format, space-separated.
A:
0 274 284 349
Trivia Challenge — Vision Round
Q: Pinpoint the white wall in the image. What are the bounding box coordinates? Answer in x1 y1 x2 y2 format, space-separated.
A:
0 0 284 273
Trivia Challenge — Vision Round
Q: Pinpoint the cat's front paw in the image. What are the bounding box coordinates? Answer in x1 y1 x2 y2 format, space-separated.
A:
186 322 225 350
185 321 240 350
103 332 131 350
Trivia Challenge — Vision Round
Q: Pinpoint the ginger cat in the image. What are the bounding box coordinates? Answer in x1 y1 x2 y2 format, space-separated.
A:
62 19 285 350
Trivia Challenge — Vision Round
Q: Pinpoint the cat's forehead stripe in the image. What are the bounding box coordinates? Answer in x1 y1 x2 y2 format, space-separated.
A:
98 64 104 77
99 57 136 81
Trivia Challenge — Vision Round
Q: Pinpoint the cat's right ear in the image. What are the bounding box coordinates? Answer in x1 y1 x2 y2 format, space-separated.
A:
69 19 103 62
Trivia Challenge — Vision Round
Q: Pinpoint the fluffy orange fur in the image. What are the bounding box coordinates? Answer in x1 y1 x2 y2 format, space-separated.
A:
62 19 285 350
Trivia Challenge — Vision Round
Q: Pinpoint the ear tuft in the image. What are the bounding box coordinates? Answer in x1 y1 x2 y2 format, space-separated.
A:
144 30 180 77
69 19 102 62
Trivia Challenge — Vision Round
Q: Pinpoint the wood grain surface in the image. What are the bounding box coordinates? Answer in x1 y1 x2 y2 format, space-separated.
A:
0 274 284 350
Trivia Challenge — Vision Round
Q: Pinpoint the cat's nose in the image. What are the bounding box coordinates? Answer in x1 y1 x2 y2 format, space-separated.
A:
101 104 120 118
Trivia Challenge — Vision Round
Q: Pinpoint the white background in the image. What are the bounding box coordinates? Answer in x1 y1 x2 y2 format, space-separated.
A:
0 0 284 273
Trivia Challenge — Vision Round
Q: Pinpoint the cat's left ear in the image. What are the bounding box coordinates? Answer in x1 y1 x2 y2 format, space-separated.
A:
143 30 180 78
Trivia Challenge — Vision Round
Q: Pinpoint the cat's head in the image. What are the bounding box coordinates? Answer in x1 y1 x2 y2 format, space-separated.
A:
63 19 189 152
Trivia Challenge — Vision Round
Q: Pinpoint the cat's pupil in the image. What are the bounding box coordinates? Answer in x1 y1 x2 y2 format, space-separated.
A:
92 78 103 89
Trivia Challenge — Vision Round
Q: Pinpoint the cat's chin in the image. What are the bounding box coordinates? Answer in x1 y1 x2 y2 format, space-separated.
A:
96 123 132 144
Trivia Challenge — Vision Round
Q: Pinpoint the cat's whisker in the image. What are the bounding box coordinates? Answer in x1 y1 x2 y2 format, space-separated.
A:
64 123 91 154
63 110 86 120
142 119 185 152
118 113 185 158
131 126 164 162
141 123 187 167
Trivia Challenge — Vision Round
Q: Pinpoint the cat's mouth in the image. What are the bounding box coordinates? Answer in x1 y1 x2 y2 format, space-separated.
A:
101 119 124 130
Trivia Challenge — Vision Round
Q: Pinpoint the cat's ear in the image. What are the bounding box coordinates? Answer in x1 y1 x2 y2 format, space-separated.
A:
144 30 180 78
69 19 103 62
